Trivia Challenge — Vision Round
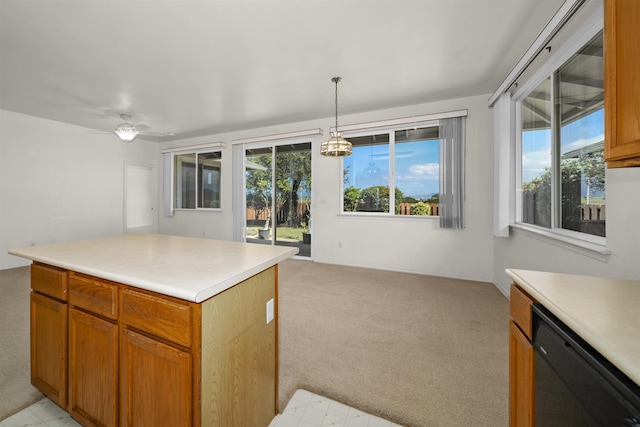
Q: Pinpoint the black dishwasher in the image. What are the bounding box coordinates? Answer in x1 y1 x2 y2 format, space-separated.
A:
532 304 640 426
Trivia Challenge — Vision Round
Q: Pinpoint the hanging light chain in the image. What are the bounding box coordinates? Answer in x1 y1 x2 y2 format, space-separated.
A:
332 76 342 134
320 76 352 156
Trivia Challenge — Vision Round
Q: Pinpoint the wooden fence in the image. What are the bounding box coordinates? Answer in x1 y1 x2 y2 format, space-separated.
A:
248 203 441 219
581 204 605 221
249 203 603 221
397 203 440 216
247 203 309 222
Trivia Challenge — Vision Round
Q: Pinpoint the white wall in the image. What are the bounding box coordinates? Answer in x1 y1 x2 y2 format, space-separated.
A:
493 166 640 295
0 109 158 269
159 94 495 282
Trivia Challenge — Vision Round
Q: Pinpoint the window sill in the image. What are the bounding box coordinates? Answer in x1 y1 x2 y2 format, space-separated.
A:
510 223 610 263
172 208 222 212
339 212 439 221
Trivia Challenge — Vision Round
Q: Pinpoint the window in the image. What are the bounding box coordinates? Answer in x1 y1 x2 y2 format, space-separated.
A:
342 125 440 216
519 31 605 239
174 150 222 209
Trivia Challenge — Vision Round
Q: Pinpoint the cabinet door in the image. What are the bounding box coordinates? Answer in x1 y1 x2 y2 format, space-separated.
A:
31 292 67 408
605 0 640 167
68 308 118 427
120 329 192 427
509 320 534 427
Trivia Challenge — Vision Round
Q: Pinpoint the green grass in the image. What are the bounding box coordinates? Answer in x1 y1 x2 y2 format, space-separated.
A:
581 197 605 204
246 226 303 240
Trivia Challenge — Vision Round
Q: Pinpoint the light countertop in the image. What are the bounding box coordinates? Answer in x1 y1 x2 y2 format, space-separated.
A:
9 234 298 303
506 268 640 387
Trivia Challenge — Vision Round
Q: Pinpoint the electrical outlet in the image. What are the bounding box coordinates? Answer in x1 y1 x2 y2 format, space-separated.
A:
266 298 274 324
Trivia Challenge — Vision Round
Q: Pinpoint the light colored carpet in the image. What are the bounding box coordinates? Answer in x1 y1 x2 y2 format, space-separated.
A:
0 266 43 420
277 260 509 427
1 260 509 426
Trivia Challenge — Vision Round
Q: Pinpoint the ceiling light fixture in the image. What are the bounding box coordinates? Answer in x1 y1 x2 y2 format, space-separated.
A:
320 77 352 157
114 114 139 143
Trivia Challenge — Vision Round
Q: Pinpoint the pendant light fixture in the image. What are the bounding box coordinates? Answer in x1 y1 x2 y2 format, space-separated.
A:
320 77 352 157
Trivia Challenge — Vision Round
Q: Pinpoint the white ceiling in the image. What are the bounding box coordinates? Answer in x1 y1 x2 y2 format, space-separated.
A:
0 0 564 142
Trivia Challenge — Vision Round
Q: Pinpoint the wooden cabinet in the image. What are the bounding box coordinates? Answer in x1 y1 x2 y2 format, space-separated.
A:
119 288 197 426
509 320 534 427
120 329 192 427
509 284 535 427
68 272 118 320
68 272 119 427
30 263 68 408
68 308 118 427
120 288 194 348
29 262 278 427
31 291 67 407
604 0 640 167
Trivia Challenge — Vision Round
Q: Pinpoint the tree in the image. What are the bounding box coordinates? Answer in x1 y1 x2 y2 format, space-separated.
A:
245 150 312 230
343 186 361 212
522 150 605 233
411 201 432 216
402 196 418 204
425 194 440 204
245 155 273 229
522 170 551 227
275 151 311 227
360 186 389 212
343 165 351 186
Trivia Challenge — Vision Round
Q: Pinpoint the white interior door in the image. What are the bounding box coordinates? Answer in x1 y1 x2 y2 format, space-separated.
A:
125 163 156 234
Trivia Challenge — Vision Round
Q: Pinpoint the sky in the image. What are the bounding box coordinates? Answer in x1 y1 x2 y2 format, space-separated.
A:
522 108 604 183
343 139 440 199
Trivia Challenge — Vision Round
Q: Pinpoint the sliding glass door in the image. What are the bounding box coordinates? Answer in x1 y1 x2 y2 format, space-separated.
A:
244 142 311 258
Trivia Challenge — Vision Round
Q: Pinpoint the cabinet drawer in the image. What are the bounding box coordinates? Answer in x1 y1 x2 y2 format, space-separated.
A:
68 273 118 320
510 284 535 340
120 289 193 348
31 263 68 301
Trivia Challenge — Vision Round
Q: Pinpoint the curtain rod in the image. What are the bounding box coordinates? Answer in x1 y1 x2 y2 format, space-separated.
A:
160 141 225 154
331 109 468 133
232 128 323 145
488 0 586 107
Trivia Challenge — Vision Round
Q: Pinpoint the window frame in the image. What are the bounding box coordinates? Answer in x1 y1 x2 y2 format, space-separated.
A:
339 119 441 218
513 22 605 246
172 148 223 211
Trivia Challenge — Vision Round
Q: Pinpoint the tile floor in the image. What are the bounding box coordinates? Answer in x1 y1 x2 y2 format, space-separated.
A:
0 398 81 427
1 389 402 427
269 389 403 427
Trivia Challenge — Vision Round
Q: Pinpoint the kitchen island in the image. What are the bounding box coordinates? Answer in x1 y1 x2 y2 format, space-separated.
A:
9 234 298 427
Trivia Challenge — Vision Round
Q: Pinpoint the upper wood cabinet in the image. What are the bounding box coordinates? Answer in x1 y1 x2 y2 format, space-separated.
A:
604 0 640 167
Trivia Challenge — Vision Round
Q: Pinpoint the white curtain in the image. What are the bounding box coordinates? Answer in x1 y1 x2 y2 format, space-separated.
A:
231 143 246 242
493 93 513 237
439 116 466 229
162 153 173 217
